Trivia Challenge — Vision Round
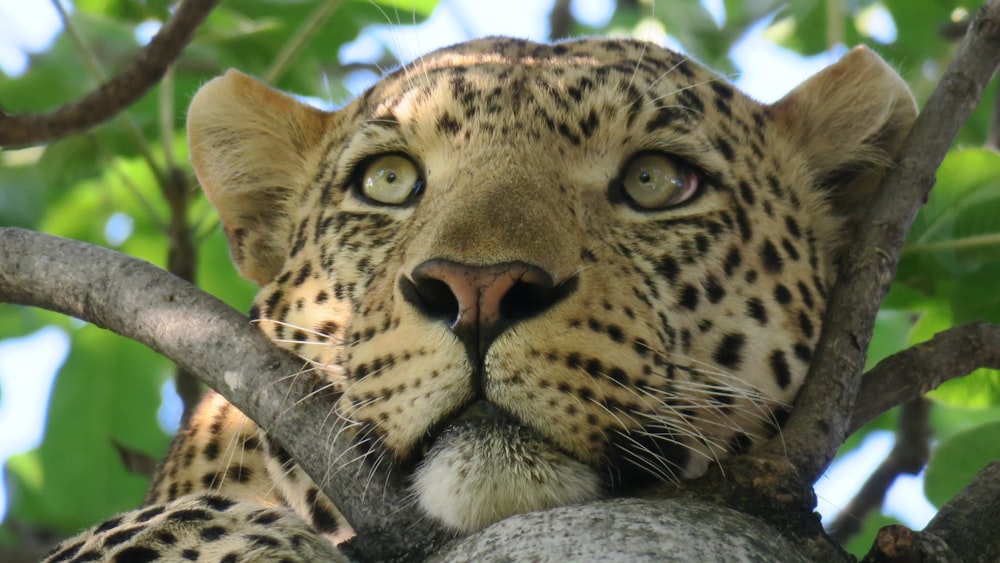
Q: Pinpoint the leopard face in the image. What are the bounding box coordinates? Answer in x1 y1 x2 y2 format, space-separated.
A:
187 37 915 533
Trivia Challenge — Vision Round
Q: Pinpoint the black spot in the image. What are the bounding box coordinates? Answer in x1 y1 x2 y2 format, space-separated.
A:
695 234 710 254
71 550 102 562
728 433 754 455
657 256 679 283
774 284 792 304
646 106 685 132
154 531 177 545
95 516 124 533
437 112 461 134
738 181 755 206
723 247 742 277
734 206 752 241
201 525 228 541
203 440 220 461
293 262 312 286
714 137 735 161
770 350 791 389
221 554 239 563
704 275 725 303
45 540 84 562
225 465 252 483
201 472 219 488
794 343 812 362
112 546 160 563
608 367 630 385
252 510 281 525
181 549 199 561
246 533 282 549
104 526 145 547
746 298 767 324
797 281 815 309
798 311 814 338
306 488 341 533
711 82 734 100
679 284 699 310
135 506 164 523
782 239 800 261
714 333 746 369
264 289 284 316
202 494 236 512
785 216 802 238
760 240 783 273
607 325 625 342
168 509 213 522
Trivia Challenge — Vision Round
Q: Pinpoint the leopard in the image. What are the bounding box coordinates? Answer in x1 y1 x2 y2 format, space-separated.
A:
44 36 915 562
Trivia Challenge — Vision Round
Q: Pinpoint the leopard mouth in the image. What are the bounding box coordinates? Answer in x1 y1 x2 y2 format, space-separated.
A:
410 402 603 532
407 399 516 467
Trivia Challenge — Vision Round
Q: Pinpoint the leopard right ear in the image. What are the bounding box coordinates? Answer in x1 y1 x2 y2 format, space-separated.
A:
187 70 335 285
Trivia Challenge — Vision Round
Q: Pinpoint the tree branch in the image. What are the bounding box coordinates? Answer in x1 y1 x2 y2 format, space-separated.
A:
0 0 219 148
0 227 452 561
924 460 1000 560
828 399 931 543
849 321 1000 435
760 0 1000 483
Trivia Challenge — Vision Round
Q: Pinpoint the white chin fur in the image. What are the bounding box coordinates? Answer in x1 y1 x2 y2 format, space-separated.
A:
412 422 602 532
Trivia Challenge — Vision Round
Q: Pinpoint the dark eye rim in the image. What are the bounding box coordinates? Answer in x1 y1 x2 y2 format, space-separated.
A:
350 152 426 208
610 151 705 212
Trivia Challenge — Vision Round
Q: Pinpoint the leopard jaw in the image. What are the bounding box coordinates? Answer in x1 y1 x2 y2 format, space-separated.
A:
412 421 602 532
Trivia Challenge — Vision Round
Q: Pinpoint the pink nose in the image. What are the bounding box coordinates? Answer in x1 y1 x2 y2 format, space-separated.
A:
400 259 575 362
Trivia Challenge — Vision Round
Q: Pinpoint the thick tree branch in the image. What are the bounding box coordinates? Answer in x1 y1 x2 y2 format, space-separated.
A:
850 321 1000 434
924 460 1000 561
0 227 452 561
861 461 1000 562
760 0 1000 483
0 0 219 148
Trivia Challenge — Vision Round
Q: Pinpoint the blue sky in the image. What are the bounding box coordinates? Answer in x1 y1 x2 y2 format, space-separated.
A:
0 0 931 530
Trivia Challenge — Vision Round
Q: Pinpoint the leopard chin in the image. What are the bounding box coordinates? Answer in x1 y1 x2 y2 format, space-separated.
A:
412 420 602 532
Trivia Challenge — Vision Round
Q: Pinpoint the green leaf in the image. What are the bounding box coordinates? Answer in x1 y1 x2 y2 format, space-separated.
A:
924 420 1000 508
3 325 171 533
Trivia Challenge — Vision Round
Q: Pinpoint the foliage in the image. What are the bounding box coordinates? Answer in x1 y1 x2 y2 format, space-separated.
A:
0 0 998 557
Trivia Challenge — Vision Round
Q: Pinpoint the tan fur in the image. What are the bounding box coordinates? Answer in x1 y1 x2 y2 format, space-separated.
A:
47 38 915 561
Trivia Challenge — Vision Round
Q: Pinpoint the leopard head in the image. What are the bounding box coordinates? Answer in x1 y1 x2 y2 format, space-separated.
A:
187 37 915 532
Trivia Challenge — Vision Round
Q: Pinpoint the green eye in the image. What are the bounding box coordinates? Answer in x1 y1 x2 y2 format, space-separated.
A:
360 154 423 205
621 154 700 210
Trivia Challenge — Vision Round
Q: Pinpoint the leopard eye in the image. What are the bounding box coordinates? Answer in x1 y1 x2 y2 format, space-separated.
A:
360 154 423 205
620 153 699 210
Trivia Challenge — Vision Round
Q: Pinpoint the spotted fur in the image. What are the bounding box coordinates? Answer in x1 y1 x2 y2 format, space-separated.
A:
46 37 915 561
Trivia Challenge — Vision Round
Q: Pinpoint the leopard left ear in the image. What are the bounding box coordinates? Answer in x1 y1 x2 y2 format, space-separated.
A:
187 70 336 285
770 46 917 217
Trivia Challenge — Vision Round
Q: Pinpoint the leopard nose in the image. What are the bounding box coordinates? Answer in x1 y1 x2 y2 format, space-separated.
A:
400 259 576 362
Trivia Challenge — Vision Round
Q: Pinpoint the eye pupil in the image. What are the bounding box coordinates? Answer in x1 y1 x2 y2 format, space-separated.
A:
639 171 651 183
386 172 397 183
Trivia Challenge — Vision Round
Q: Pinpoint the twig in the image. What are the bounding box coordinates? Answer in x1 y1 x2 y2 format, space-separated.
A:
548 0 574 41
760 0 1000 483
0 227 452 560
849 321 1000 434
0 0 219 148
828 399 931 543
264 0 344 84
